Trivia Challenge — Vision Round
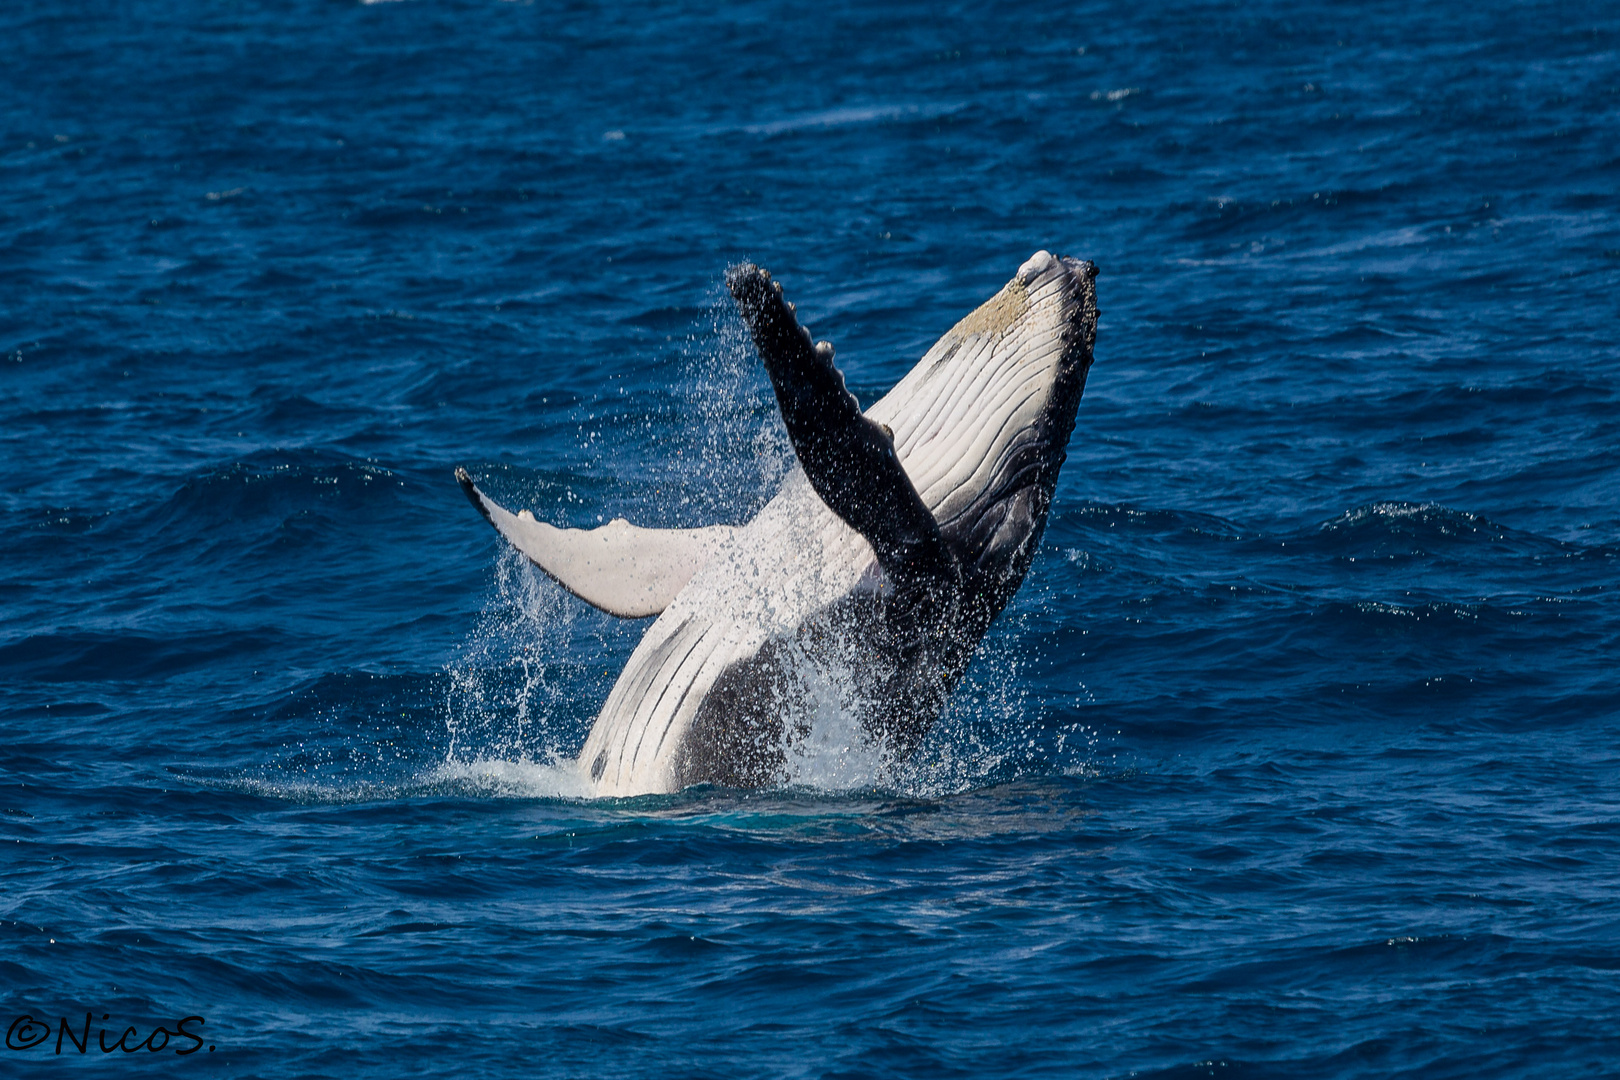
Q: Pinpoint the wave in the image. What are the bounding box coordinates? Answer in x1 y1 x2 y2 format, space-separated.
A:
728 102 965 138
0 628 290 683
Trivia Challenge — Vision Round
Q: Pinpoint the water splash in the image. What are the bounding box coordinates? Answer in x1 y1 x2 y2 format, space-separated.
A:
650 287 793 525
443 545 588 768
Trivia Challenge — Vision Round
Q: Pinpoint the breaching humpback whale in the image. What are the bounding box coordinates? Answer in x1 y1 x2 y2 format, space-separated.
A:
457 250 1098 796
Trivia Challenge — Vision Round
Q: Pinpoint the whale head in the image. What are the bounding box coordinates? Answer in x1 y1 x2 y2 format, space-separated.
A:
866 250 1099 635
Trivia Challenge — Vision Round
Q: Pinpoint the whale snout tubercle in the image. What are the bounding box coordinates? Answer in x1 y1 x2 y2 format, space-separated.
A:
1017 250 1056 285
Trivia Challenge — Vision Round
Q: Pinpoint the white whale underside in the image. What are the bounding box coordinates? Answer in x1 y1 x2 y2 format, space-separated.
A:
570 256 1079 796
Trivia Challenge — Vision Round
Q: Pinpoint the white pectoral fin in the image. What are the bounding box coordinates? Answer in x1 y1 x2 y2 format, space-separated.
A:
456 469 733 618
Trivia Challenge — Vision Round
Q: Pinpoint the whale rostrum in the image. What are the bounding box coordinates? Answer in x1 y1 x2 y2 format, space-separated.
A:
457 250 1099 796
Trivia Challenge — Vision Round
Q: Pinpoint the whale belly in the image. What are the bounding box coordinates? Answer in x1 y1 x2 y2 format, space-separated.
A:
578 470 880 796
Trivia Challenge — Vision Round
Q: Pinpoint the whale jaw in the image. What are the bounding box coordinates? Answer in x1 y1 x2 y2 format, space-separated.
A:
872 251 1099 647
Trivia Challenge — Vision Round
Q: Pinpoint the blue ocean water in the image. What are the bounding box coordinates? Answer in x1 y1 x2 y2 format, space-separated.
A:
3 0 1619 1074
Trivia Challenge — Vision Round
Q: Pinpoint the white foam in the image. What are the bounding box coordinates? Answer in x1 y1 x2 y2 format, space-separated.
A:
425 755 593 800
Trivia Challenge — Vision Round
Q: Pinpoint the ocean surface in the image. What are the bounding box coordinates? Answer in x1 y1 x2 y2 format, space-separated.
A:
4 0 1619 1076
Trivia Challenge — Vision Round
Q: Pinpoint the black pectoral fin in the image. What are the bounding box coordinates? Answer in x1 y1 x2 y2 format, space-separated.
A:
726 263 960 615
